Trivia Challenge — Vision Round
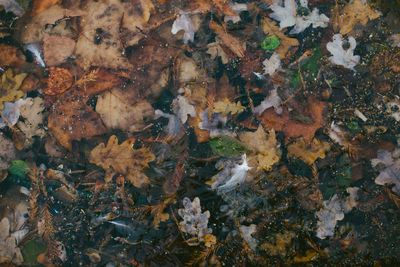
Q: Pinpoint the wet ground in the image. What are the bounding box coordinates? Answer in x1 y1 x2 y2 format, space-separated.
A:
0 0 400 266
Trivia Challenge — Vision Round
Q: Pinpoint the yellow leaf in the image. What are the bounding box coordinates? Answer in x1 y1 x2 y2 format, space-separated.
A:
0 69 26 109
262 18 299 59
293 250 319 263
89 135 155 188
239 125 281 170
203 234 217 248
213 98 245 115
287 138 330 165
338 0 381 35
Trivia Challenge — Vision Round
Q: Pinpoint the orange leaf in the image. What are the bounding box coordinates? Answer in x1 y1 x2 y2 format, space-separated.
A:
258 97 327 143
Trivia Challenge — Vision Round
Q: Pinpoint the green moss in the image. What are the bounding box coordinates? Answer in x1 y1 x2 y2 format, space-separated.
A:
8 160 29 178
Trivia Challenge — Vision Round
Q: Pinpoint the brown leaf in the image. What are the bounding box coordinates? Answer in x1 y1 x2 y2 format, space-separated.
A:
258 97 327 143
48 99 107 150
337 0 381 35
0 44 26 67
31 0 61 16
262 18 299 59
43 34 76 66
89 135 155 188
209 21 245 58
43 67 73 96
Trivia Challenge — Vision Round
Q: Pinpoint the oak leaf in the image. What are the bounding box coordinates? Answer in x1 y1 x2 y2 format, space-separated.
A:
0 69 26 109
239 125 280 171
213 98 245 115
287 138 330 165
337 0 381 35
89 135 155 188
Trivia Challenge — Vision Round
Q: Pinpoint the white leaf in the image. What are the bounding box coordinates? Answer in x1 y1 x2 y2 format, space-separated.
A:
172 95 196 124
326 34 360 70
254 88 282 115
262 52 281 76
211 154 251 193
171 13 196 44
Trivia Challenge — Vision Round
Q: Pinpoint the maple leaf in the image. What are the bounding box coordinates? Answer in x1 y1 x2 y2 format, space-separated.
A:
239 125 281 171
336 0 381 35
287 138 330 165
89 135 155 188
262 18 299 59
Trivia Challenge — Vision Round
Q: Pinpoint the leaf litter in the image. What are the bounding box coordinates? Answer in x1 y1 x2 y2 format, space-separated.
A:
0 0 399 265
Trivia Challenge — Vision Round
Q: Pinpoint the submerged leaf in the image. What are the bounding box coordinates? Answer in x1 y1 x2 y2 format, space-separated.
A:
287 138 330 165
239 126 280 171
209 136 247 157
89 135 155 188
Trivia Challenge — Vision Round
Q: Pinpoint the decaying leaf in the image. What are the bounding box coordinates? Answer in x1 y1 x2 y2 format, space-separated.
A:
16 97 46 148
43 34 76 67
287 138 331 165
239 125 281 171
207 40 229 64
209 21 245 58
0 133 16 171
0 69 26 109
21 5 85 43
89 135 155 188
336 0 381 35
75 0 154 69
31 0 60 16
43 67 73 95
261 231 295 256
95 89 154 132
259 97 327 143
48 99 106 150
262 18 299 59
0 44 26 67
371 148 400 195
213 98 245 115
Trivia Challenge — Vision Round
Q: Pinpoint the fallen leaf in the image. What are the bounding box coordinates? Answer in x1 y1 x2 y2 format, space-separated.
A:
337 0 381 35
0 133 16 171
262 18 299 59
287 138 331 165
95 89 154 132
209 21 245 58
89 135 155 188
207 40 229 64
239 125 281 171
31 0 60 15
21 5 85 43
0 44 26 67
213 98 245 115
43 34 76 67
258 97 327 143
75 0 154 69
43 67 73 96
0 69 26 109
261 232 295 256
16 97 46 148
